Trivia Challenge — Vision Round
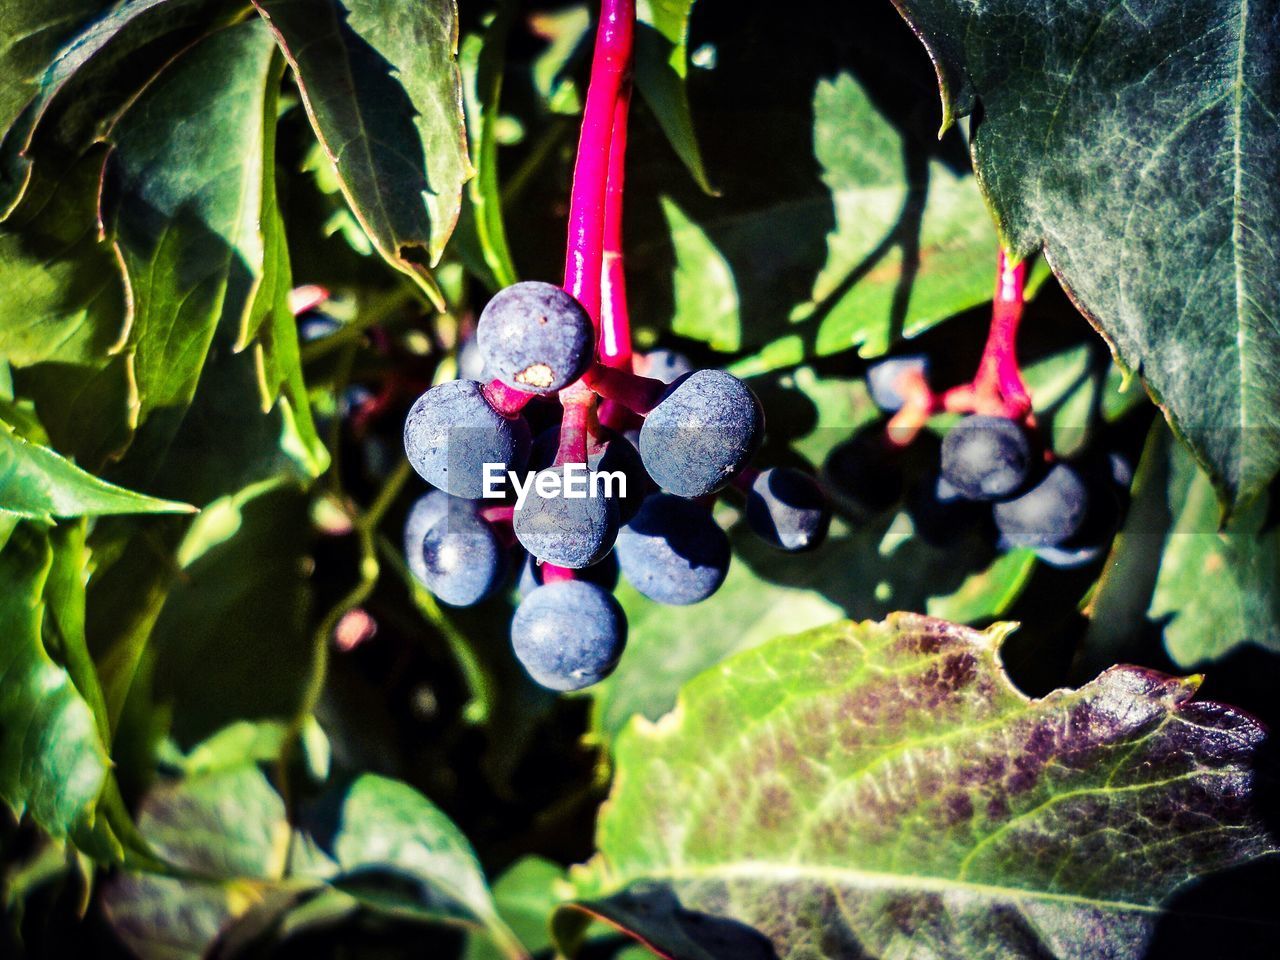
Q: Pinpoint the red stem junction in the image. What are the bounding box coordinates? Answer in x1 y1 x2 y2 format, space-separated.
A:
886 249 1033 445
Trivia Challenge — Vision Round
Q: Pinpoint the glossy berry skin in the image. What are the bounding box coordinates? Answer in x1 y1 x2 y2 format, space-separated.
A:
477 281 594 394
637 348 694 384
993 463 1089 548
616 494 730 605
403 379 530 499
639 370 763 498
511 580 626 691
866 354 928 413
403 492 504 606
745 467 830 552
940 415 1031 501
513 465 620 568
518 550 619 598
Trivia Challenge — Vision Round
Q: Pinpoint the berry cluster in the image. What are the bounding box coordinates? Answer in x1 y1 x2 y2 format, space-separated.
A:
400 1 830 693
836 254 1126 568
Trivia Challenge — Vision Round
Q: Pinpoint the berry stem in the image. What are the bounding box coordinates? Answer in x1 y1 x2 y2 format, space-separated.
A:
483 378 533 416
583 363 668 414
971 249 1030 417
554 392 593 465
885 249 1032 444
541 563 578 583
599 84 633 371
561 0 635 325
479 504 515 525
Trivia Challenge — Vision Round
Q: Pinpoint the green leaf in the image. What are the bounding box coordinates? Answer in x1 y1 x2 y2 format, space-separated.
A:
669 70 1001 366
0 1 102 159
1084 419 1280 670
564 615 1277 959
103 760 517 959
329 774 510 936
465 857 566 960
457 1 520 291
0 0 179 213
635 0 713 194
1150 431 1280 667
0 525 108 838
149 485 314 746
0 418 192 522
100 762 304 960
253 0 472 297
893 0 1280 509
102 19 282 428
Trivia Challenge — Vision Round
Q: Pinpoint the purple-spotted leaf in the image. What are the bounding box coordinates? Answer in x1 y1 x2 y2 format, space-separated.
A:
563 614 1275 959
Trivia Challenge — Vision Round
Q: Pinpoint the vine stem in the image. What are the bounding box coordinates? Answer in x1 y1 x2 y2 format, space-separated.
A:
561 0 635 323
886 249 1033 444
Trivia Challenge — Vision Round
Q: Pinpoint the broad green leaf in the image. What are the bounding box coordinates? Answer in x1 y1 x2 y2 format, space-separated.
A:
465 857 566 960
0 525 108 838
1084 419 1280 670
893 0 1280 509
101 762 304 960
635 0 713 193
102 19 280 427
253 0 472 296
0 154 125 368
328 774 513 942
667 70 1001 366
564 615 1276 959
0 0 178 213
104 761 515 959
1150 432 1280 667
0 418 191 522
0 1 102 160
149 485 314 746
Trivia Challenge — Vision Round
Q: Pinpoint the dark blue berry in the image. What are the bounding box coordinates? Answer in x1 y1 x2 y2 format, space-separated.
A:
403 379 531 499
745 467 830 552
615 494 729 605
993 463 1089 548
639 370 763 498
866 354 928 413
941 415 1031 501
477 281 594 394
512 464 620 568
403 492 504 606
511 580 626 691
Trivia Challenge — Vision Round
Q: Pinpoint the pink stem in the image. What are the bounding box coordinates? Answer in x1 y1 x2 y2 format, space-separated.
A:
583 364 667 414
483 379 534 417
561 0 635 324
973 250 1029 415
480 504 515 524
599 85 633 370
541 563 578 583
554 395 592 465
